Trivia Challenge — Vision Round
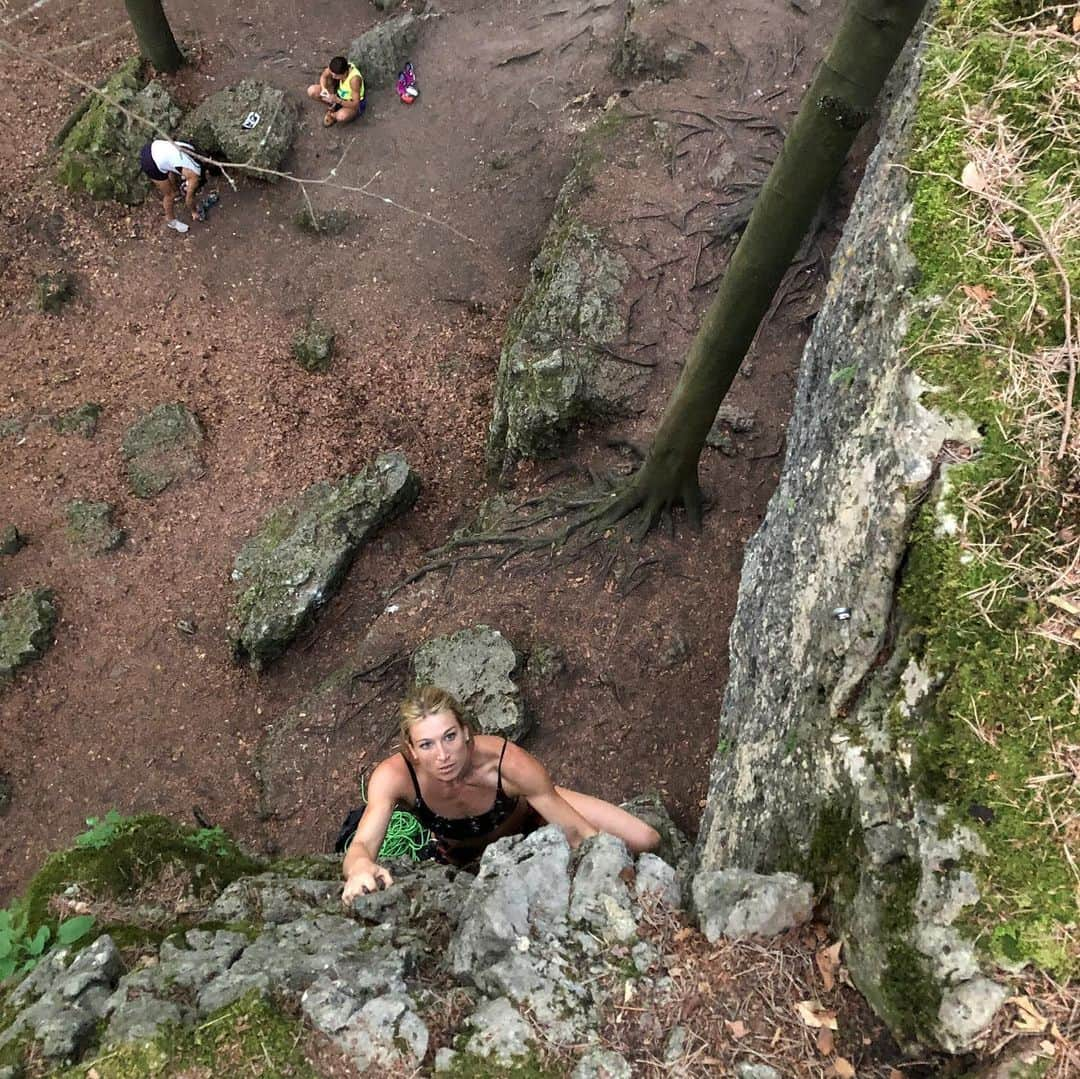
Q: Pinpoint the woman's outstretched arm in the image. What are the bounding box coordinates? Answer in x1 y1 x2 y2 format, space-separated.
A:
342 760 399 901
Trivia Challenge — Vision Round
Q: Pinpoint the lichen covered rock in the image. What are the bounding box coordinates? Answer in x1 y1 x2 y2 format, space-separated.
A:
55 58 181 204
184 81 298 179
693 26 1003 1053
348 13 419 90
412 625 530 740
51 402 101 438
229 452 420 668
0 524 26 556
291 320 334 372
65 500 125 555
485 163 639 478
33 271 75 314
610 0 699 80
0 588 57 684
121 402 205 498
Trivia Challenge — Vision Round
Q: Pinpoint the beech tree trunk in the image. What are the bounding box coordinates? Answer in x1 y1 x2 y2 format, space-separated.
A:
619 0 929 528
124 0 183 74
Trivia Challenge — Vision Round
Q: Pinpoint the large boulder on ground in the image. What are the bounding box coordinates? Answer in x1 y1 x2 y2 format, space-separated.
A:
610 0 701 80
485 164 639 478
0 588 57 684
121 403 204 498
228 452 420 669
184 81 298 178
55 57 181 204
348 13 419 90
412 625 530 740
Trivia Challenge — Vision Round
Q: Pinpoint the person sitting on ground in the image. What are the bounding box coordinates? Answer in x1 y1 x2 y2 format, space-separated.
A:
139 138 210 234
341 686 661 901
307 55 366 127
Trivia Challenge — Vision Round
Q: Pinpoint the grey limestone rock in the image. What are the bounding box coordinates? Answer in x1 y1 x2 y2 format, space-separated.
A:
207 874 341 923
735 1064 781 1079
569 834 636 942
121 402 204 499
610 0 697 81
56 57 181 204
412 625 530 740
448 826 571 975
337 994 428 1071
0 936 121 1063
692 869 813 941
692 19 1002 1053
0 588 57 684
937 978 1009 1055
228 451 419 668
65 500 125 554
184 81 298 178
634 853 681 908
486 213 637 477
620 792 693 880
575 1047 633 1078
348 13 419 90
292 320 334 373
463 996 535 1063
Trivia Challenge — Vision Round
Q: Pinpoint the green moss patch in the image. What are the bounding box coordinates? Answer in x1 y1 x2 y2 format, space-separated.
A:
19 814 262 941
898 0 1080 978
58 992 321 1079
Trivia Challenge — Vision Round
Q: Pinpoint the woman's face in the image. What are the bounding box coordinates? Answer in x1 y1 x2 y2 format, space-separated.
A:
408 710 469 780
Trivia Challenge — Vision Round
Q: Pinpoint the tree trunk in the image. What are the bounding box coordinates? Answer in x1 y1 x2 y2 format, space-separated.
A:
124 0 183 74
619 0 928 528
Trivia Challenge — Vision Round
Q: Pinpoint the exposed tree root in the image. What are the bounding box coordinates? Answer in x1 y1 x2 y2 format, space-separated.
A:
386 467 704 596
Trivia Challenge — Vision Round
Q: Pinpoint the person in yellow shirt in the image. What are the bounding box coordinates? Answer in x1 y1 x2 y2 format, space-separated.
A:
307 55 366 127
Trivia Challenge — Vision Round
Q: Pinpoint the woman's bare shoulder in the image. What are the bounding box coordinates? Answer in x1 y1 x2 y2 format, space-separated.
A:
368 753 413 799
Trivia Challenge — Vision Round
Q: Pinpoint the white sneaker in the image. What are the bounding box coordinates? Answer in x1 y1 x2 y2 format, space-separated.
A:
167 219 189 234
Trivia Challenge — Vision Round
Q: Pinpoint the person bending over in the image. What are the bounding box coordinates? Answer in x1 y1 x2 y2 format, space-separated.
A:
307 55 366 128
139 139 208 234
342 686 660 901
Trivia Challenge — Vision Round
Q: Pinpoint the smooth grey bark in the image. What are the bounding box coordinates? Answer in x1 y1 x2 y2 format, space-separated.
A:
612 0 930 529
124 0 183 74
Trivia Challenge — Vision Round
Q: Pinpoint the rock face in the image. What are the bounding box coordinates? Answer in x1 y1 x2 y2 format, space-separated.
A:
348 13 419 90
0 829 683 1074
121 402 205 498
0 588 57 684
693 32 999 1053
56 57 181 204
184 81 298 178
412 625 530 740
229 452 420 668
486 162 643 478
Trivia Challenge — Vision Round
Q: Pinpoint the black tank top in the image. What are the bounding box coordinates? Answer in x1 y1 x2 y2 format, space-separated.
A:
402 738 519 841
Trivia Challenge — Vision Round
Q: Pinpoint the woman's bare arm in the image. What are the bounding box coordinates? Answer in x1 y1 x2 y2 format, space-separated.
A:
501 744 599 847
342 760 403 900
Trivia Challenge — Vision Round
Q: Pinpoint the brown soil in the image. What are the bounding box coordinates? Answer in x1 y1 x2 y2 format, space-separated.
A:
0 0 864 902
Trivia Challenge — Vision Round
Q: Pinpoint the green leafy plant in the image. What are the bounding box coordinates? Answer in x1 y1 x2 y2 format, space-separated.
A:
187 827 235 858
0 908 94 982
75 809 126 850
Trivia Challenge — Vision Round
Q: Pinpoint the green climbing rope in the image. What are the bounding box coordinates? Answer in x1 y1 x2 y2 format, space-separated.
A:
356 775 432 862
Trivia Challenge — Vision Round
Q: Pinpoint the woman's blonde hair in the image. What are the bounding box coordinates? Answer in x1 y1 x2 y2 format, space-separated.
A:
398 685 476 747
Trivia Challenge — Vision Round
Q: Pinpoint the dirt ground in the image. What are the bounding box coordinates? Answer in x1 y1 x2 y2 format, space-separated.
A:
0 0 866 902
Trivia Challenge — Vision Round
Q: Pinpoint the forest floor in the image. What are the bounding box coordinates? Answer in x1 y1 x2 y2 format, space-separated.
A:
0 0 985 1075
0 0 868 893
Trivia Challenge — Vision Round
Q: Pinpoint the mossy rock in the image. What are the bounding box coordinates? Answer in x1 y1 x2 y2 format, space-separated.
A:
65 500 125 555
51 402 102 438
33 271 75 314
16 815 263 941
348 13 420 89
485 210 636 477
0 588 57 685
121 402 205 499
291 321 334 372
183 81 298 179
293 205 354 236
55 57 182 205
611 0 694 81
229 452 420 668
0 524 26 556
